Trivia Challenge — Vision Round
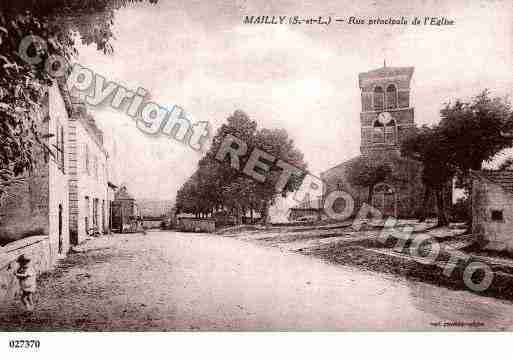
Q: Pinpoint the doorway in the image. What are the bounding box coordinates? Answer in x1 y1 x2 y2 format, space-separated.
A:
372 183 397 218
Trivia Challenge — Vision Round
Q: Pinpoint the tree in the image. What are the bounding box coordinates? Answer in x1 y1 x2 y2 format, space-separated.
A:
440 90 513 177
253 128 306 222
0 1 157 199
176 110 307 225
440 91 513 226
346 157 392 204
402 90 513 226
402 126 454 225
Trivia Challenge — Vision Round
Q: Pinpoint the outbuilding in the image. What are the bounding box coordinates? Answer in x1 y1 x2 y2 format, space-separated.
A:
471 170 513 252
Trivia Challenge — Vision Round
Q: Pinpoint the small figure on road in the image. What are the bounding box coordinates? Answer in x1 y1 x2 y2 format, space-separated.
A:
15 255 36 311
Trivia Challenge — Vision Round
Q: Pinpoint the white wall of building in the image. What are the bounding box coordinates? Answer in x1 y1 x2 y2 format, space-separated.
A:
48 83 70 256
75 124 109 240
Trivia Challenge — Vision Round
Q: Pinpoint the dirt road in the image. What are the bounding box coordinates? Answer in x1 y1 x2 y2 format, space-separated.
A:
1 231 513 331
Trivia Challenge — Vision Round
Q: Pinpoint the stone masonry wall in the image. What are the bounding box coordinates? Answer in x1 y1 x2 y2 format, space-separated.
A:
473 178 513 252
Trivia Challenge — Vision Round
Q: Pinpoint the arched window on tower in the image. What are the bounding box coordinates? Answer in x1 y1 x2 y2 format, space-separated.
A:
384 119 396 144
373 86 384 111
386 84 397 109
373 120 385 143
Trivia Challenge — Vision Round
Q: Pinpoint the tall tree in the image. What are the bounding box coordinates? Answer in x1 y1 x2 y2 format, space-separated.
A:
440 90 513 176
402 90 513 226
253 128 306 223
176 110 307 225
402 126 454 225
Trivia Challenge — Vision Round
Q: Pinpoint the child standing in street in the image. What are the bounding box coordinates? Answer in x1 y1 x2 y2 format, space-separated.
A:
15 255 36 311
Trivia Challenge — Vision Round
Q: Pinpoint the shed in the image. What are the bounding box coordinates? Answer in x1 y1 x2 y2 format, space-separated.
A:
471 170 513 252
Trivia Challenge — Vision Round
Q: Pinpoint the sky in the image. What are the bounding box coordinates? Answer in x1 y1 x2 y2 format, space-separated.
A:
77 0 513 201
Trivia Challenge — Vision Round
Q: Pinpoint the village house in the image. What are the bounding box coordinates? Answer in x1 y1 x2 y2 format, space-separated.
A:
471 170 513 252
67 100 111 244
112 185 140 233
321 65 438 218
0 82 70 256
0 80 118 303
0 82 71 304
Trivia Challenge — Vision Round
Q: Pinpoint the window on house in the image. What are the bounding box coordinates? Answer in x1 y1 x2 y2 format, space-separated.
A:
94 156 98 179
60 125 65 173
491 210 504 221
55 124 60 166
85 196 90 233
85 144 90 175
55 123 65 173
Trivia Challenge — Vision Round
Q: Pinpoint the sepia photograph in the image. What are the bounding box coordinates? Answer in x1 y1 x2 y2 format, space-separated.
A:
0 0 513 355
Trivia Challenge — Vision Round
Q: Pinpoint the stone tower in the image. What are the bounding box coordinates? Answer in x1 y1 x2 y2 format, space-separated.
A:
358 66 415 157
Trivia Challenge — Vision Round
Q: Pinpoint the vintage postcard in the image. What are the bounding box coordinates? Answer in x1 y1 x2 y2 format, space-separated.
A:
1 0 513 353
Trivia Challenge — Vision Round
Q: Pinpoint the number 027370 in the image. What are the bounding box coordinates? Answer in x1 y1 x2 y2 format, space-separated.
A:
9 339 40 349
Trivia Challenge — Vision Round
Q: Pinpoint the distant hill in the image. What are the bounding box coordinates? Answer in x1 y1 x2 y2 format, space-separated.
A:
137 199 174 218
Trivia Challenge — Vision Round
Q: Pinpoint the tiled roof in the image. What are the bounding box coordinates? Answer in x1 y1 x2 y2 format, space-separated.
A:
472 170 513 193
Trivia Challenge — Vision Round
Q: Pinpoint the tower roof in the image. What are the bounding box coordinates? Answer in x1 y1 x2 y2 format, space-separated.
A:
359 66 414 89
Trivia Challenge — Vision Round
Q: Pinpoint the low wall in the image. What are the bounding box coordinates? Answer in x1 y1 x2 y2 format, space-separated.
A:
178 218 215 233
142 219 163 229
0 235 54 306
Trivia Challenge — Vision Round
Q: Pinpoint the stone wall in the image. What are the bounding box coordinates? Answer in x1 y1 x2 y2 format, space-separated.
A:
321 154 430 219
473 178 513 252
178 218 215 233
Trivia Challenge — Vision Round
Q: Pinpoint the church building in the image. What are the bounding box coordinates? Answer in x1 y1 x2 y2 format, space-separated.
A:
321 65 431 218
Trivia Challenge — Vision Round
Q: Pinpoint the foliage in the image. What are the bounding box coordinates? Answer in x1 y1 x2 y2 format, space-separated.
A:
450 196 471 223
346 157 392 202
439 90 513 177
402 90 513 226
175 110 307 224
0 0 157 199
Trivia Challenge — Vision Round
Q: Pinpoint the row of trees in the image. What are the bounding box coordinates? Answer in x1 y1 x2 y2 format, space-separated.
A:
0 1 157 201
175 110 307 224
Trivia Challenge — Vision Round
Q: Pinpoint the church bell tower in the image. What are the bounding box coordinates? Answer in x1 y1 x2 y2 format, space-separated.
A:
358 65 415 158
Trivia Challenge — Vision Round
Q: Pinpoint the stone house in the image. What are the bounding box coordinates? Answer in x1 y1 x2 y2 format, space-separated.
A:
67 100 111 244
0 82 70 256
112 185 139 232
0 82 71 304
321 65 439 219
471 170 513 252
0 81 117 303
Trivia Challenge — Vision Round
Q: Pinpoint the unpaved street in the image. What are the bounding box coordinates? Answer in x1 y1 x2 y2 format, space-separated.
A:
2 231 513 331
